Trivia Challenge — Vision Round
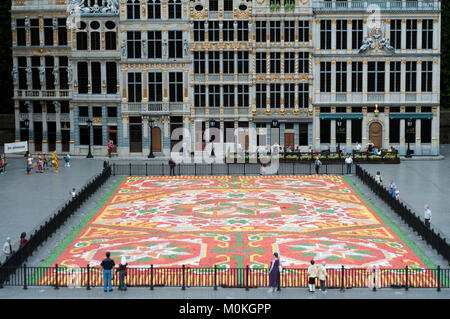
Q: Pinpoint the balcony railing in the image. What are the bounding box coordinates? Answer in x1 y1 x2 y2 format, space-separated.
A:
314 0 440 11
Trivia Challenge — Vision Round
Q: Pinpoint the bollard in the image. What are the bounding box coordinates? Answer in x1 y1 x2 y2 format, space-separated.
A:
372 267 376 292
55 264 59 289
341 265 345 291
182 265 186 290
150 264 154 290
86 264 90 290
245 265 249 291
23 264 27 290
405 266 408 291
437 265 441 292
214 265 217 291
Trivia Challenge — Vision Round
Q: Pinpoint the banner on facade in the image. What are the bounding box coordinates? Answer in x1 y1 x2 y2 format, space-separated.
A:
4 141 28 154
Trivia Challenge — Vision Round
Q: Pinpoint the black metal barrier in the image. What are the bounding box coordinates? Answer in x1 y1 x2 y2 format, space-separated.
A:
0 165 112 288
355 165 450 265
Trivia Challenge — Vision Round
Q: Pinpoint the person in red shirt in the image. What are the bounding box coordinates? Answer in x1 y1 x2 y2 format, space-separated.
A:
20 232 27 247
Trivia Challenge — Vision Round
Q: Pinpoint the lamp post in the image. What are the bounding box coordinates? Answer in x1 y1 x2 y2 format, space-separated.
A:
86 119 93 158
336 119 343 157
23 119 29 157
148 119 154 158
405 118 412 158
209 119 216 157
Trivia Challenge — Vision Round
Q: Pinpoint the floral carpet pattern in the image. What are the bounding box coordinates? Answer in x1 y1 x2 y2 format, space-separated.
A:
46 176 434 272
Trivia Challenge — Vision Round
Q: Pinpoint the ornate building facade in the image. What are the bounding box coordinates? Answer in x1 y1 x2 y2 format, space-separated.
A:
11 0 441 157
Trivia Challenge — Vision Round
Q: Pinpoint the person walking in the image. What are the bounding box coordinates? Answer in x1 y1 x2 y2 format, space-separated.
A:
100 252 115 292
318 261 328 293
314 157 322 175
117 256 128 291
424 205 432 228
19 232 27 248
3 238 13 259
345 155 353 174
388 181 396 197
107 140 113 158
70 188 76 198
268 252 282 293
307 260 318 292
375 171 382 184
169 158 176 176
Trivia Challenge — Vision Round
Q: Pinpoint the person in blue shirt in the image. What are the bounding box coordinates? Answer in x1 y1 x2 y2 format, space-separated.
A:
101 252 116 292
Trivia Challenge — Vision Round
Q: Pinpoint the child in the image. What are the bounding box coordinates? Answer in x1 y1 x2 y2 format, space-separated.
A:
51 152 59 173
64 154 71 167
42 154 49 170
26 162 33 175
36 157 43 173
395 189 400 201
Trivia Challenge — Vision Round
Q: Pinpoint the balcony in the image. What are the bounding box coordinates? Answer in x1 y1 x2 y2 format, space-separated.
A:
16 90 71 99
313 0 440 11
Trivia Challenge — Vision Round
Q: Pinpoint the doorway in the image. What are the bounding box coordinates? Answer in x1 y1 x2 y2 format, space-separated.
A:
129 117 142 153
369 122 383 149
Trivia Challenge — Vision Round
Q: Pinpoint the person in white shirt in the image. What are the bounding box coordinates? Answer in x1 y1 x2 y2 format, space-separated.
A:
318 261 328 293
375 171 382 184
3 238 13 259
345 155 353 174
307 260 318 292
424 205 432 228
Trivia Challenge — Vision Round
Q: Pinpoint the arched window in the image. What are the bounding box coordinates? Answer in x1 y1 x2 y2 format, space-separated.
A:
127 0 141 20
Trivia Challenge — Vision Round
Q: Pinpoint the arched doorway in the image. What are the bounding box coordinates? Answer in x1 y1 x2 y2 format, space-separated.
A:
151 126 161 152
369 122 383 150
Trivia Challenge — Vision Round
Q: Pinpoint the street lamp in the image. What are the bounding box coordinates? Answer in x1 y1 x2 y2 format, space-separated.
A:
336 119 343 157
209 119 216 157
405 118 413 158
148 119 155 158
86 119 93 158
23 119 29 157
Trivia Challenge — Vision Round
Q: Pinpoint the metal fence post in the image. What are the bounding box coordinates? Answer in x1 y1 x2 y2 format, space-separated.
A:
182 264 186 290
86 264 90 290
214 265 217 291
372 267 376 292
150 264 154 290
113 163 115 176
145 163 148 176
405 266 408 291
437 265 441 292
129 163 131 176
55 264 59 290
341 265 345 290
23 264 27 290
245 265 249 291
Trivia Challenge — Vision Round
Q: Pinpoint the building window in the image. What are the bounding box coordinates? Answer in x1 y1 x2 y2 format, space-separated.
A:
298 52 309 74
168 0 182 19
58 19 67 45
76 31 88 50
406 19 417 50
194 51 205 74
390 61 401 92
18 57 27 89
299 123 308 146
298 20 309 43
107 107 117 118
422 19 433 50
256 52 266 74
30 19 40 46
44 19 53 46
169 72 183 102
77 61 88 94
284 21 295 43
352 20 363 50
320 20 331 50
45 56 54 90
209 85 220 107
352 61 362 92
106 62 117 94
390 19 402 50
421 61 433 92
168 30 182 59
79 125 90 145
209 0 218 11
298 83 309 108
148 0 161 19
127 31 141 59
223 85 234 107
16 19 26 46
270 52 280 74
270 21 281 42
92 106 102 118
237 51 249 74
208 21 220 41
284 83 295 108
336 61 347 93
31 56 41 90
320 62 331 92
147 31 162 59
336 20 347 50
194 85 206 107
59 56 68 90
237 21 248 42
224 0 233 11
336 120 347 144
421 119 432 143
194 21 205 42
351 119 362 143
368 61 385 93
406 61 417 92
320 119 331 143
389 119 400 143
148 72 162 102
93 126 103 146
405 119 416 144
90 62 101 94
127 0 141 20
237 85 249 107
223 21 234 42
90 31 101 50
256 84 267 108
256 21 266 43
128 72 142 102
208 51 220 74
270 84 281 108
284 52 295 74
223 51 235 74
105 22 116 50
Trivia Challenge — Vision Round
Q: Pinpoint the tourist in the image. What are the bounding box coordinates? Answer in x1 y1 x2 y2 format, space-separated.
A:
345 155 353 174
169 158 176 176
103 159 109 169
107 140 114 158
395 189 400 201
64 154 71 167
314 157 322 174
375 171 382 184
388 181 396 197
70 188 76 198
424 205 432 228
0 155 7 174
307 260 318 292
318 261 328 293
268 252 281 293
51 151 59 173
100 252 115 292
3 238 13 259
117 256 128 291
42 153 49 170
19 232 27 248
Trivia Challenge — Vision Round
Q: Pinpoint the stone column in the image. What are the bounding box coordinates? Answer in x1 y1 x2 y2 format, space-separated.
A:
347 19 352 51
416 61 422 93
142 116 149 155
361 108 368 148
41 102 48 153
69 103 75 154
346 119 352 151
314 108 320 150
431 107 438 155
28 103 35 154
399 118 406 155
14 102 20 142
415 117 421 155
330 119 336 152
